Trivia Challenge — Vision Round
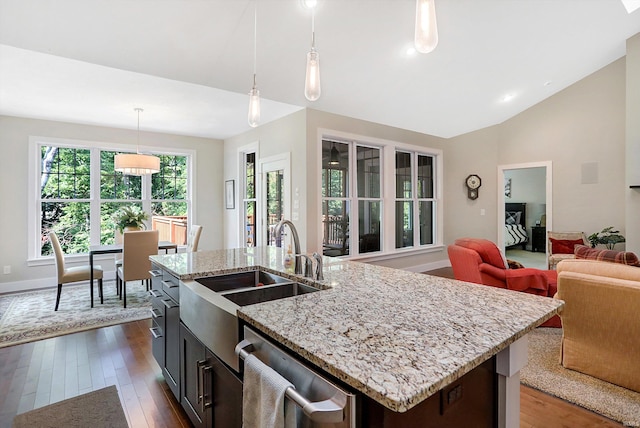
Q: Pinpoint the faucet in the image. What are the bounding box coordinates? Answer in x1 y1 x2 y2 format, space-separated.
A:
312 252 324 280
274 219 303 275
295 254 314 278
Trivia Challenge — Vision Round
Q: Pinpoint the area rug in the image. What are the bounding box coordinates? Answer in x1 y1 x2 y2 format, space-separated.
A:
0 282 151 348
520 327 640 426
12 385 128 428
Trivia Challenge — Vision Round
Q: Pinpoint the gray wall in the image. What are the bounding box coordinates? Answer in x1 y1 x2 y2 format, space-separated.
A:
0 115 223 292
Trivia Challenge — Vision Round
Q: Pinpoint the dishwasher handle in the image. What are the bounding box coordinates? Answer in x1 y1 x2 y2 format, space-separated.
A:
235 339 346 424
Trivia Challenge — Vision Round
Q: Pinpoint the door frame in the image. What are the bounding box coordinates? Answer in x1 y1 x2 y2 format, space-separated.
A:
497 161 553 255
258 153 291 247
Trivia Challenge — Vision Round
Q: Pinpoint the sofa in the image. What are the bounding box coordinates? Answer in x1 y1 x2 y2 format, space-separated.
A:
556 258 640 393
447 238 561 327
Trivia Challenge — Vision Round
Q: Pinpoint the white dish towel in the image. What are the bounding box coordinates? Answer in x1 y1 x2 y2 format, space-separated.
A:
243 354 295 428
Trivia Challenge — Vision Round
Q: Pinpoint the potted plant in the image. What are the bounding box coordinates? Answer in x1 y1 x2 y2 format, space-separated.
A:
587 226 625 250
113 206 149 234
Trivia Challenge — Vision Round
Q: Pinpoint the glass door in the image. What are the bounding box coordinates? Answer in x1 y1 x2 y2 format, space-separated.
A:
259 155 290 247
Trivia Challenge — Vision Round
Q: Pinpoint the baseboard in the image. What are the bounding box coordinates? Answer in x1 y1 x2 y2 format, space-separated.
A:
0 271 118 295
404 259 451 273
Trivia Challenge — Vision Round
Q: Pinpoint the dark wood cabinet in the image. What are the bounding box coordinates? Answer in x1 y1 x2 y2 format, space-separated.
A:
150 264 180 401
180 323 243 428
531 226 546 253
180 322 211 428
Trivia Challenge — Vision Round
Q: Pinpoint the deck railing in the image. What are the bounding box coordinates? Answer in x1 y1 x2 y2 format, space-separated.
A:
152 216 188 245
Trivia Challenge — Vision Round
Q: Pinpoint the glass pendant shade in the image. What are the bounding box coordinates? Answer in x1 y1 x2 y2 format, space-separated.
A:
305 49 321 101
329 143 339 165
114 153 160 176
248 84 261 128
414 0 438 54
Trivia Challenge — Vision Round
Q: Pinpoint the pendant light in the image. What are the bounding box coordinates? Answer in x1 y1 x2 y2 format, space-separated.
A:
114 108 160 176
329 142 340 165
248 2 261 127
414 0 438 54
304 5 321 101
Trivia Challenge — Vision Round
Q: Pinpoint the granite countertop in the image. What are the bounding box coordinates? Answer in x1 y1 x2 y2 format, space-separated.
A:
151 246 563 413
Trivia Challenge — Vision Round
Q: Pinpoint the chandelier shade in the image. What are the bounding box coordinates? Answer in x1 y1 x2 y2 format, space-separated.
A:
114 108 160 175
114 153 160 176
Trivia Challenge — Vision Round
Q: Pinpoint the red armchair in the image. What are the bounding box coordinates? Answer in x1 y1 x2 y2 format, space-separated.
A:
447 238 561 327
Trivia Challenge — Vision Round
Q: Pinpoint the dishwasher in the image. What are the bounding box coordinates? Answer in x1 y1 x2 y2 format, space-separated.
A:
236 326 357 427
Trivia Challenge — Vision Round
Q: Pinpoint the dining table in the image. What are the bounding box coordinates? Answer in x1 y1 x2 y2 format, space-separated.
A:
89 241 178 307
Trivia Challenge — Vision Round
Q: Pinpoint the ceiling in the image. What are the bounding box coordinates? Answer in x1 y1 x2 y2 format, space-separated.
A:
1 0 640 140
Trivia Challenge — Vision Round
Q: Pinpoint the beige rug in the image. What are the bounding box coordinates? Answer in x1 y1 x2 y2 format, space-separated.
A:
521 328 640 426
12 385 128 428
0 282 151 348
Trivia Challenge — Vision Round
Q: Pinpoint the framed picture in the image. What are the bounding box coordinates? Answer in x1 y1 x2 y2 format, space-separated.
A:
504 178 512 198
225 180 235 209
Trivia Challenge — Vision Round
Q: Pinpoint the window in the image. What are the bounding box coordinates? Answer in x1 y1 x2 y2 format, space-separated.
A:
395 151 434 249
321 136 440 258
242 152 257 247
33 140 192 258
40 147 92 255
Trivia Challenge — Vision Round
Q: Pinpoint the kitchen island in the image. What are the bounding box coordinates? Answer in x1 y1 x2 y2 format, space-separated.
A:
151 246 563 427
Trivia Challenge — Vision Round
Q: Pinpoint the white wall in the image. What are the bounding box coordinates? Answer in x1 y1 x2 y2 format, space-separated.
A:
626 33 640 253
496 57 627 245
223 110 307 249
0 115 223 292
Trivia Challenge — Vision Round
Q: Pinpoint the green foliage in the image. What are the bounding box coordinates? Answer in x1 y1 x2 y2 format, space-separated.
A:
40 146 189 255
113 205 149 233
587 226 626 250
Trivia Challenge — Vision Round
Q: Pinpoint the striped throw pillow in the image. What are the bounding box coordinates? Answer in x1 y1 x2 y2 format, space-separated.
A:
574 244 640 266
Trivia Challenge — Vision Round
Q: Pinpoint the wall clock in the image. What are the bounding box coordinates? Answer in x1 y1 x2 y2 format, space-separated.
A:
465 174 482 200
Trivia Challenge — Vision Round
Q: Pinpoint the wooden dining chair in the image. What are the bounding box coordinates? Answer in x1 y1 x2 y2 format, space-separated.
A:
50 231 103 311
116 230 159 308
186 225 203 252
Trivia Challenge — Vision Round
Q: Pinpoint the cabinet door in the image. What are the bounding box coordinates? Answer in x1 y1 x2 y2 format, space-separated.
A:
209 350 243 428
150 291 165 368
180 323 211 428
164 297 180 400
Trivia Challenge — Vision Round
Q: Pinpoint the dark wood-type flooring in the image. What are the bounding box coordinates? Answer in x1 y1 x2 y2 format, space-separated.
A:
0 275 624 427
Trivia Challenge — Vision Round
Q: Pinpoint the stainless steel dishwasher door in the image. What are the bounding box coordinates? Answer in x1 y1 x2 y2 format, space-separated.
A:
237 326 357 428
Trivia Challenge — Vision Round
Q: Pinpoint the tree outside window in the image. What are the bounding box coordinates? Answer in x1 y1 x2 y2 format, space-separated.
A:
37 144 191 256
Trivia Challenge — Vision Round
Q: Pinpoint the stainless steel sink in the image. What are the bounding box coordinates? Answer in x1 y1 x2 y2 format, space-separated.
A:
195 270 291 292
180 269 321 372
222 282 318 306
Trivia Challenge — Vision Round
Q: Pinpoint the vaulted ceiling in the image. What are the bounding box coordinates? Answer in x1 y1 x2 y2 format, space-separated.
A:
1 0 640 139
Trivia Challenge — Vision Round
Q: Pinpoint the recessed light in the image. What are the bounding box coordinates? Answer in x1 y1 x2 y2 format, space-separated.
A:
502 93 516 102
300 0 318 9
406 46 417 56
544 81 552 87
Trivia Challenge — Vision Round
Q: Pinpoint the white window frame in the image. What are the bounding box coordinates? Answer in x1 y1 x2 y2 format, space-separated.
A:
27 136 195 264
238 142 259 248
317 129 443 261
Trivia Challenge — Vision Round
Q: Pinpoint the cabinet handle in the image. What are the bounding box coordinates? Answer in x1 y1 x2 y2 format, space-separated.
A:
149 270 163 277
202 365 212 412
151 308 162 319
196 359 206 405
149 327 163 339
162 299 178 309
149 290 163 298
162 280 179 289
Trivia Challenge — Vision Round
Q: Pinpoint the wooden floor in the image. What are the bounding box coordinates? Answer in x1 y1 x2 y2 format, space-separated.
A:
0 319 624 428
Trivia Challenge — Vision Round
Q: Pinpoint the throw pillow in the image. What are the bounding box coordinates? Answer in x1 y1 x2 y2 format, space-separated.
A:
550 238 584 254
574 244 640 266
505 211 521 225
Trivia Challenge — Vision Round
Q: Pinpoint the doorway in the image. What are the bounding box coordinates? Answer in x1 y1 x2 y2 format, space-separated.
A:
498 161 552 269
259 154 290 247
